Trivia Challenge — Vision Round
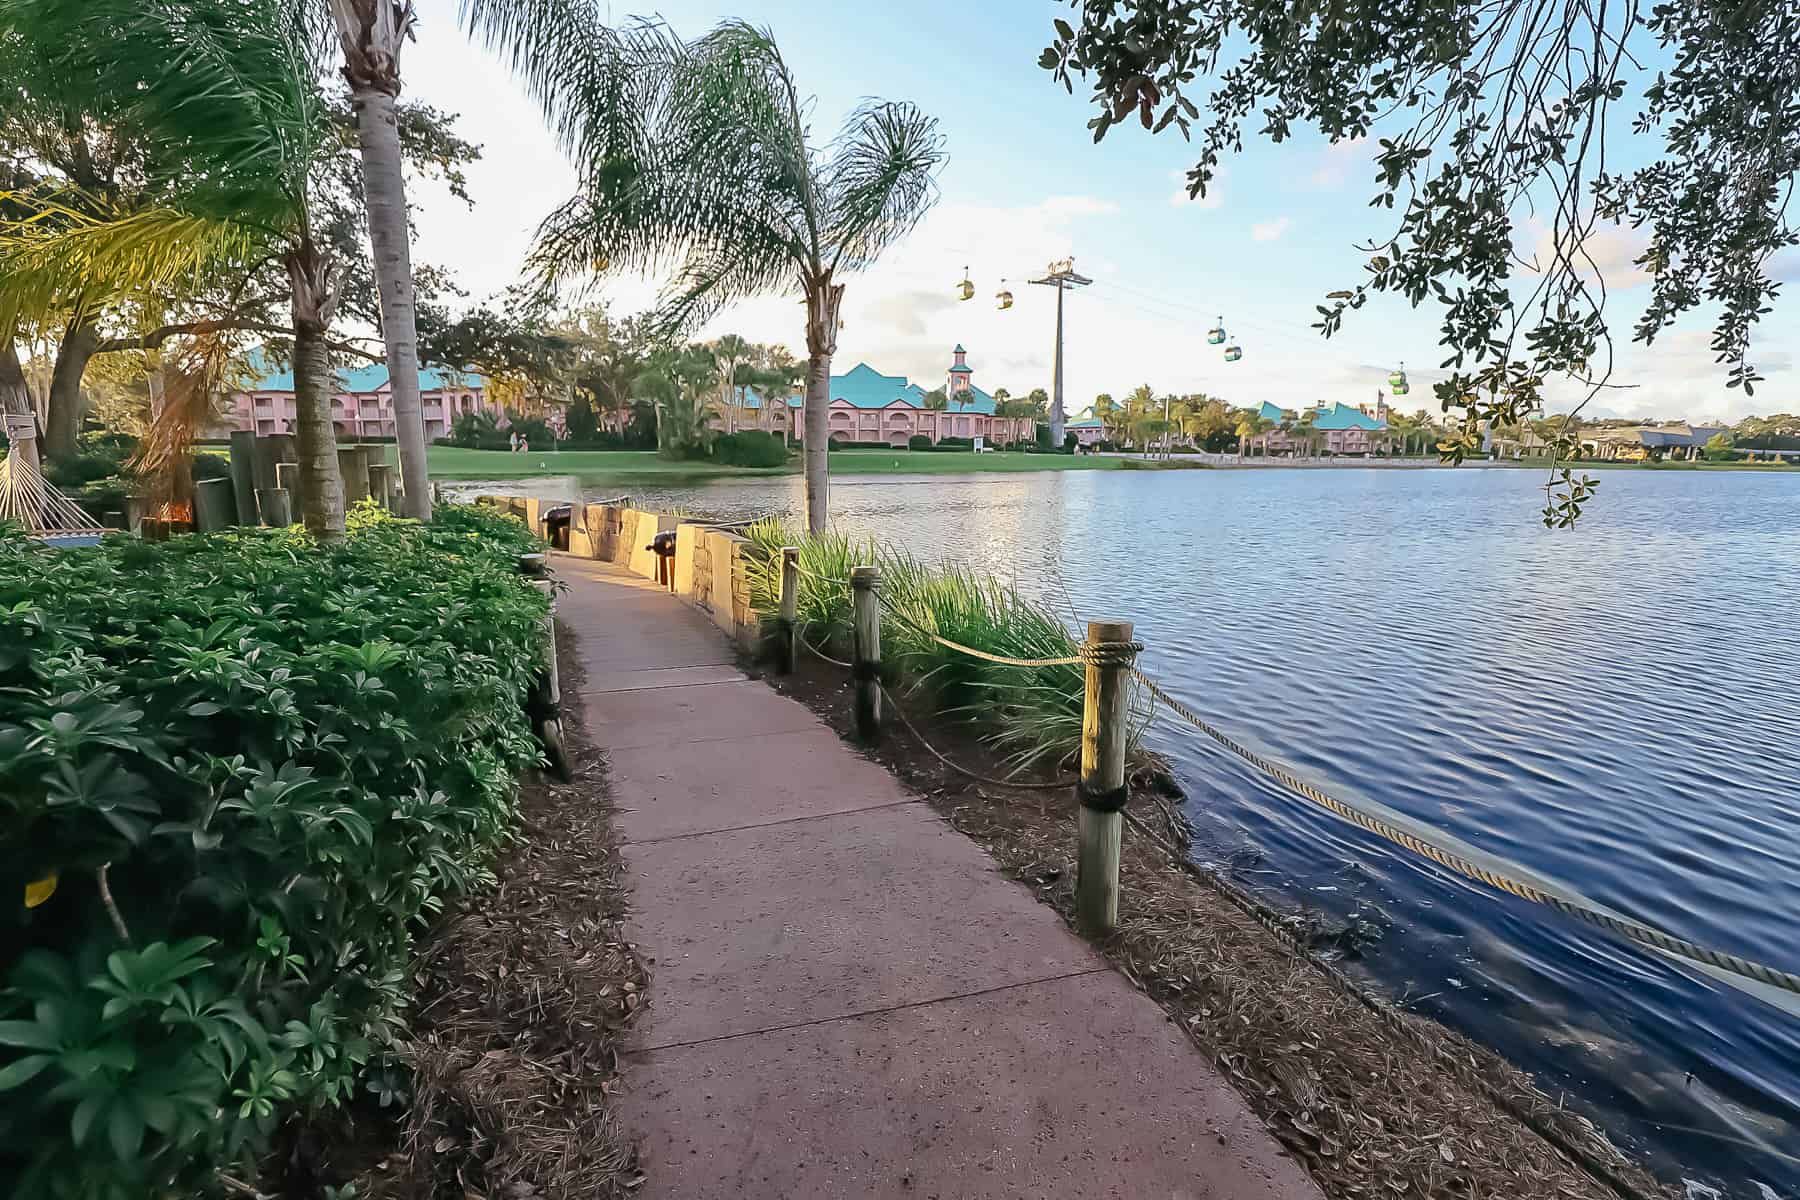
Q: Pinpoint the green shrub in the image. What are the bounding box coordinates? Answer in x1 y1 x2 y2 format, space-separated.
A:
740 523 1120 774
42 450 128 490
907 434 932 451
0 504 546 1197
712 430 789 468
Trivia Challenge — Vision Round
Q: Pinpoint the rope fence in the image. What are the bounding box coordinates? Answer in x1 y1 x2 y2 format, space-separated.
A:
1128 669 1800 1008
776 554 1800 1012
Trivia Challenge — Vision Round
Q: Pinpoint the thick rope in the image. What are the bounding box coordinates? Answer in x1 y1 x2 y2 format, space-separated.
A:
794 562 851 589
874 591 1086 667
877 682 1077 791
795 628 852 670
1131 668 1800 1003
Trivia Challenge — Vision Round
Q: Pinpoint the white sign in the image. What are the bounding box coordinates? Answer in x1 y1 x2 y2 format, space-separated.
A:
972 435 985 453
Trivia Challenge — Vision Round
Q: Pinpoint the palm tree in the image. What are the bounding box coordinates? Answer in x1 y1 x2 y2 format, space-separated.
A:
329 0 431 519
636 343 718 456
710 333 753 434
1 0 351 538
1234 412 1271 458
458 12 944 531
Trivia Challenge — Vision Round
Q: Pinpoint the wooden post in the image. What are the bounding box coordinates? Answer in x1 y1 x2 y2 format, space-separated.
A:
367 462 394 510
1077 620 1139 936
779 546 800 674
274 461 303 519
256 487 292 527
228 431 258 524
337 446 371 504
850 565 882 742
193 478 236 531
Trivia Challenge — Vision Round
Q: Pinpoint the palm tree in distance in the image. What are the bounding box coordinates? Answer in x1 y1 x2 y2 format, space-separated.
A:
458 10 946 531
329 0 432 518
710 333 753 434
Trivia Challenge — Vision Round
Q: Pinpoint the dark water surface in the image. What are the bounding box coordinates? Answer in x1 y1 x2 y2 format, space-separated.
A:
462 467 1800 1196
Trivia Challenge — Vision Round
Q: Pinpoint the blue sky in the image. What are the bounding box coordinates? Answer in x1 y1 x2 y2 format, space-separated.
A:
404 0 1794 421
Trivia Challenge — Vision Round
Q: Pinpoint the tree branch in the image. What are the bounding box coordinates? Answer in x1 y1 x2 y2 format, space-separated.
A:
93 318 384 361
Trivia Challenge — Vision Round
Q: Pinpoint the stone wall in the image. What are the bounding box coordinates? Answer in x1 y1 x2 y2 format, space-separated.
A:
479 496 762 650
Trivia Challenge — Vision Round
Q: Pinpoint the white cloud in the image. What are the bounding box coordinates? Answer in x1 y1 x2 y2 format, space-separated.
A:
1521 218 1652 292
1167 167 1225 209
1309 138 1368 190
1251 217 1291 243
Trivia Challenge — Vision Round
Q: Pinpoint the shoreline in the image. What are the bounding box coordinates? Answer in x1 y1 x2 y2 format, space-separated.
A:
750 640 1672 1200
421 444 1797 483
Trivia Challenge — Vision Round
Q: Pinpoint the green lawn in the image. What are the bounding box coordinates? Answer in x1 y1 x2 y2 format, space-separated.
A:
422 445 1150 480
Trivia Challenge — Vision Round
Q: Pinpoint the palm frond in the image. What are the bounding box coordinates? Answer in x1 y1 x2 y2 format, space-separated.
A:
1 0 328 219
0 193 262 338
457 0 668 164
472 10 942 335
823 101 944 274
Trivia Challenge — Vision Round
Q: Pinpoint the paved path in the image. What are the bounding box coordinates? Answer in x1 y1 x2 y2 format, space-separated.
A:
556 555 1320 1200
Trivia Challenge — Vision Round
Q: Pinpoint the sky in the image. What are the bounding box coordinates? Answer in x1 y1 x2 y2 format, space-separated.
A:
400 0 1796 423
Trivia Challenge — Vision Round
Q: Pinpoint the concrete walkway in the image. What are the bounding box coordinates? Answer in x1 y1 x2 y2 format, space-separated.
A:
556 555 1320 1200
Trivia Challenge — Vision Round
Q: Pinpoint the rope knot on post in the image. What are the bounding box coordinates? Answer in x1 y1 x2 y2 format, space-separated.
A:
1078 639 1145 669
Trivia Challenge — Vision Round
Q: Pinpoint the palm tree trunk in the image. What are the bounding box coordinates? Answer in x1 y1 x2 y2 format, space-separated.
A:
802 274 843 533
349 84 431 520
288 239 346 541
1 340 41 473
43 322 99 461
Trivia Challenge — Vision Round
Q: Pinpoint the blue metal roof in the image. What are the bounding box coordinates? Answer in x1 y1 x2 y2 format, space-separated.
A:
1313 402 1386 431
1067 418 1105 429
774 362 1002 415
1257 401 1385 430
239 348 482 394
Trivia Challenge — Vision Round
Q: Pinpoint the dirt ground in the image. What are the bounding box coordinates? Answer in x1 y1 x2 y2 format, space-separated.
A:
757 653 1676 1200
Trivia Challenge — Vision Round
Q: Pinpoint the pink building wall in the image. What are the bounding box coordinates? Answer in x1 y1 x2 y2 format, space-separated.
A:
231 382 498 441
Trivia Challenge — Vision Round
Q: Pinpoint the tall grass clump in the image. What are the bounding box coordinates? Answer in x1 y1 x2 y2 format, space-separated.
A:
0 503 546 1196
743 521 1100 772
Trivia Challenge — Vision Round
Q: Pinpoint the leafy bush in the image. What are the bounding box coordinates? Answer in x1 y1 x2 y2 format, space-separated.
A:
936 436 972 448
0 504 546 1196
741 523 1117 774
907 434 933 451
712 430 789 468
448 408 500 448
43 450 129 491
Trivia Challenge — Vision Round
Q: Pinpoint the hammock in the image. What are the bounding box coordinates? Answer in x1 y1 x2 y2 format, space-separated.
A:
0 450 108 546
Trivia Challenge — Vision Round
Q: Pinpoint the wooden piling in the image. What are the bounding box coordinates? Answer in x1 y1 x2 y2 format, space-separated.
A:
337 446 372 504
228 431 258 524
193 478 236 531
274 462 302 520
851 565 882 742
1076 620 1139 936
256 487 292 527
779 546 800 674
367 463 394 510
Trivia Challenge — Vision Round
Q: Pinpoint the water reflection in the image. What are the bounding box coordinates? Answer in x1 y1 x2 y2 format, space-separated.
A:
458 467 1800 1196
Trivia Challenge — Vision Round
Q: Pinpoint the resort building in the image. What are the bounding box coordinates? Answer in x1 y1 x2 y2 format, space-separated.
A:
1244 398 1392 456
1067 417 1108 447
227 358 494 442
1579 424 1729 461
737 346 1034 446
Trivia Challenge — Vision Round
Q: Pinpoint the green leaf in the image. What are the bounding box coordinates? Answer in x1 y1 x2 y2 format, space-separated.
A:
0 1054 55 1090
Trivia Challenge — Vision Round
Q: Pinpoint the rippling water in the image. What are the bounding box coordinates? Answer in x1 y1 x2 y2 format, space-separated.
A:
463 466 1800 1195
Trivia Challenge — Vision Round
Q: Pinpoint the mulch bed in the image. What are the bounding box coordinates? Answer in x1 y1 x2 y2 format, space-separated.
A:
325 621 648 1200
758 653 1677 1200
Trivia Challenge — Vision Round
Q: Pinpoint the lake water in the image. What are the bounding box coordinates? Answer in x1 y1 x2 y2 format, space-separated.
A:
460 466 1800 1196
